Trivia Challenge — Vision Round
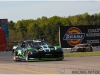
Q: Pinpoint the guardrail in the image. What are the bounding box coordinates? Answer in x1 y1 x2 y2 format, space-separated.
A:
62 47 100 53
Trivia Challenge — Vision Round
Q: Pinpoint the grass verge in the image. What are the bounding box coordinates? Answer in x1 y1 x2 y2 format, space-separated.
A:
64 51 100 57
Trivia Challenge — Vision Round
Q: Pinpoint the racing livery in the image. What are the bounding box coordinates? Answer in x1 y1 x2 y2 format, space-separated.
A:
12 40 64 61
70 43 93 53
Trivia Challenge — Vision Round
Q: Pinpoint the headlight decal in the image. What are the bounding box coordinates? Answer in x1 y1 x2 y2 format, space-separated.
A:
38 46 44 51
54 46 61 50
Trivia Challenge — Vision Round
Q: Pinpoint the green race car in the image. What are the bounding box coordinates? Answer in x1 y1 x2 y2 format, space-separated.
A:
12 40 64 62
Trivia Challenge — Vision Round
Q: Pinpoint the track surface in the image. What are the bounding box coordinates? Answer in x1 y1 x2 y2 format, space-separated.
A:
0 51 100 74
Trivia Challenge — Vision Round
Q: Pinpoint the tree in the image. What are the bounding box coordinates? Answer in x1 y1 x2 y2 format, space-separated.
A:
8 20 15 30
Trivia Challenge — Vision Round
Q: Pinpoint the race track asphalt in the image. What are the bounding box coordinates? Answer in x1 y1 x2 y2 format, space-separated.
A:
0 51 100 74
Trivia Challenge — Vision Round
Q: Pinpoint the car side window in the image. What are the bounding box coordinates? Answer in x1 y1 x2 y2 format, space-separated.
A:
16 47 22 50
33 42 38 47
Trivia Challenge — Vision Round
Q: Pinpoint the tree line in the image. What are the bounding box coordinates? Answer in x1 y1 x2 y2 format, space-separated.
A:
8 12 100 47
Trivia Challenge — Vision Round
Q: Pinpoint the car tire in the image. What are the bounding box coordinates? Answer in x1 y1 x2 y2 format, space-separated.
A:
70 49 74 53
13 52 17 62
24 52 29 62
70 51 73 53
85 49 88 52
90 48 93 52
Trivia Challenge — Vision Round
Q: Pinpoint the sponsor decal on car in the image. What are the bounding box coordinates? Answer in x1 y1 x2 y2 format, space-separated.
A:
43 45 50 52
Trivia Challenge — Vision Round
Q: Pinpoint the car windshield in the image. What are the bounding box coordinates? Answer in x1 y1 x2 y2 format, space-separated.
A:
37 41 45 45
41 41 52 46
26 40 52 47
16 46 22 50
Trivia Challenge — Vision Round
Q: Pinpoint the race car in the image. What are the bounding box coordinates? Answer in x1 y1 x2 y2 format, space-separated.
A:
12 39 64 61
70 43 93 53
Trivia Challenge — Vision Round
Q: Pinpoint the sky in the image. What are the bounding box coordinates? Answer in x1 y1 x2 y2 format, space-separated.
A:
0 0 100 22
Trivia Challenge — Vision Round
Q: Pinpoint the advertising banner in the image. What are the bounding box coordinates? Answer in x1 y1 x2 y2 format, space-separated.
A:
60 25 100 48
0 19 9 41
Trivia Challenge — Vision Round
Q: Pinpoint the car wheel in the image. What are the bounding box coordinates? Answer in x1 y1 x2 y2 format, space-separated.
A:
70 51 73 53
90 48 93 52
70 49 74 53
24 52 29 62
13 52 17 62
85 49 88 52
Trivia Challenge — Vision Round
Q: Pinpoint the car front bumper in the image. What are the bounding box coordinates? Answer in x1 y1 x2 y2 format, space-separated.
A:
28 51 63 57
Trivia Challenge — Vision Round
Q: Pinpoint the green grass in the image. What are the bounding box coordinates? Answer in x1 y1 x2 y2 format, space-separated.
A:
64 51 100 57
